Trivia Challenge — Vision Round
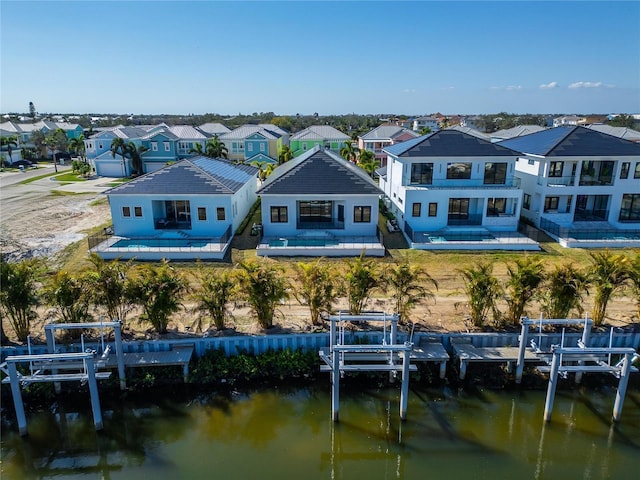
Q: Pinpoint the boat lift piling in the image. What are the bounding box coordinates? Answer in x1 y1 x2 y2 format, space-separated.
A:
515 316 593 384
542 347 637 422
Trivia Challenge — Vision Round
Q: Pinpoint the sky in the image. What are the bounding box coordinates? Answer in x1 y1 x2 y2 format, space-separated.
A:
1 0 639 116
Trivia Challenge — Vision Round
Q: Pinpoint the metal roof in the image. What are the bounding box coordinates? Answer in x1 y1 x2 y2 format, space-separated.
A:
221 125 280 140
490 125 547 140
105 156 257 196
585 124 640 142
445 125 490 140
498 126 640 156
198 123 232 135
359 126 419 140
168 125 208 139
290 125 350 141
384 129 518 157
257 146 381 196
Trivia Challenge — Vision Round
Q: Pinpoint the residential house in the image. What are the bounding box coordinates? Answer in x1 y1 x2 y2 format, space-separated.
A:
86 126 150 177
412 116 440 133
445 125 490 141
489 125 547 143
380 129 537 250
358 126 419 166
500 126 640 248
553 115 581 127
90 156 258 260
256 146 385 256
220 124 287 164
585 124 640 143
289 125 350 157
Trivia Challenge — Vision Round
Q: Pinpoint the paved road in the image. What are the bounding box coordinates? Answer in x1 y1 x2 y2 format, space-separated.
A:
0 164 71 189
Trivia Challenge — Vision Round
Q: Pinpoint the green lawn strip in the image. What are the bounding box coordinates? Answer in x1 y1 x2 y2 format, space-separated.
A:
18 171 61 184
53 172 88 182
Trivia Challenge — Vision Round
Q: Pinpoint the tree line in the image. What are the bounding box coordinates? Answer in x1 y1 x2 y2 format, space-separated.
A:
1 251 639 344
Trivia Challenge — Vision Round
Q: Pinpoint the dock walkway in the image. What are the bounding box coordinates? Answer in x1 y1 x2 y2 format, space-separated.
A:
451 338 541 379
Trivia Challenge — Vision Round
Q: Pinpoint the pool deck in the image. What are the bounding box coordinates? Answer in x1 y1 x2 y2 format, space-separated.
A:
410 231 540 251
257 236 385 257
90 236 231 260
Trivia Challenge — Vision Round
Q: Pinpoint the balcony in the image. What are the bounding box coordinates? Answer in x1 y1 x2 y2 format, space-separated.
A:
539 175 575 187
574 209 609 222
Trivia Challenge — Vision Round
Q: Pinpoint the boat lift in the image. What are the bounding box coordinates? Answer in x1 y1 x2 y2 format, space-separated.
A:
319 312 415 422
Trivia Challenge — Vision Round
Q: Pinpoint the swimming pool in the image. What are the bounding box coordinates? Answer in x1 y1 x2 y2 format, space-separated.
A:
112 238 210 249
269 238 340 247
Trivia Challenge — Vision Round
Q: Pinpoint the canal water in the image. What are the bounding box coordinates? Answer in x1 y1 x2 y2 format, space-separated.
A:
2 383 639 479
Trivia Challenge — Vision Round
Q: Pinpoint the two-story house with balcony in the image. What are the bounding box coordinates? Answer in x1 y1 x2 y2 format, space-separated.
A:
379 129 538 250
500 126 640 248
412 116 440 133
290 126 350 157
358 126 419 167
220 124 288 163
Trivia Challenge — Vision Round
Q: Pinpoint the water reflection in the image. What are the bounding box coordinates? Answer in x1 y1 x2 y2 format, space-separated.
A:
2 385 639 479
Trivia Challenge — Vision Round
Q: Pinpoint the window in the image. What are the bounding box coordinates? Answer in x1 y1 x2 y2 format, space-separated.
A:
151 142 158 151
486 198 506 216
248 143 253 152
528 159 535 165
198 207 207 221
635 162 640 179
484 162 507 184
412 203 421 217
548 161 563 178
566 195 573 213
620 162 630 179
354 206 371 222
271 206 288 223
448 198 469 220
410 163 433 184
216 207 225 221
428 203 437 217
447 162 472 179
122 206 131 217
544 196 559 212
260 143 265 152
98 142 103 149
303 143 307 151
299 201 332 224
619 194 640 222
164 142 170 152
134 206 142 217
523 193 531 210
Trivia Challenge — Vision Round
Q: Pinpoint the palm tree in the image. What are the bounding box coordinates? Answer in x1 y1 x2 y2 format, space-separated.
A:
1 135 19 163
539 263 589 320
44 128 68 173
456 262 502 328
85 253 135 324
357 149 379 178
628 253 640 319
189 142 205 156
0 259 42 342
43 270 93 324
345 251 383 315
385 259 437 324
236 260 289 329
293 259 339 326
588 251 630 326
339 141 359 163
127 261 188 334
504 257 546 325
278 145 294 165
127 142 148 175
68 134 86 162
206 135 228 158
110 137 129 168
192 268 236 331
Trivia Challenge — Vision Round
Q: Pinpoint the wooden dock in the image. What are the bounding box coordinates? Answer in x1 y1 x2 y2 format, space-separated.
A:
104 345 194 382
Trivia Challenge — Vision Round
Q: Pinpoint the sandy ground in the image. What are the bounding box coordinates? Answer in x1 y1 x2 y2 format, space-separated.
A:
1 170 638 344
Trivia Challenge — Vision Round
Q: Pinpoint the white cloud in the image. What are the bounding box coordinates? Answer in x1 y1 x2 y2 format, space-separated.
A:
490 85 522 91
402 88 416 93
539 81 559 89
568 81 605 89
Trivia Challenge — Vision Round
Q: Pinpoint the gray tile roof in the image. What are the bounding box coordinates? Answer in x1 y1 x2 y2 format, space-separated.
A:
257 146 381 196
491 125 547 140
359 125 419 140
498 126 640 156
585 124 640 142
105 156 257 196
384 129 518 157
290 125 350 141
445 125 490 140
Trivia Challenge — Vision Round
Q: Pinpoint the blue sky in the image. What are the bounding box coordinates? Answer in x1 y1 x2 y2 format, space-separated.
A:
1 1 639 115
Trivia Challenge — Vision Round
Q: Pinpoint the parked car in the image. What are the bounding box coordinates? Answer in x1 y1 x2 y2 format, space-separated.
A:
10 160 33 168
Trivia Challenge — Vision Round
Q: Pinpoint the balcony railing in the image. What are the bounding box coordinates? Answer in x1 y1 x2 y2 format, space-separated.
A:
578 176 613 186
447 214 483 226
539 175 575 187
574 209 609 221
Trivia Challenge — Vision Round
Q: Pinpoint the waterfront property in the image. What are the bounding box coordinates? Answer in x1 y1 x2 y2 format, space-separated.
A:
256 146 385 256
89 156 258 260
500 126 640 248
379 129 538 250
